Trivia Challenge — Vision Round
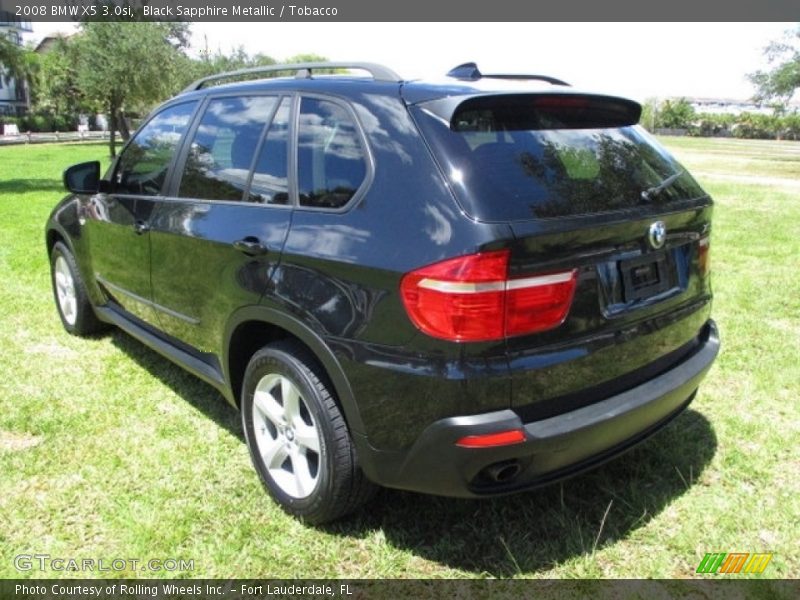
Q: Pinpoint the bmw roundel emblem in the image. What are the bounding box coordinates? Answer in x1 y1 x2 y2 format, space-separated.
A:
648 221 667 249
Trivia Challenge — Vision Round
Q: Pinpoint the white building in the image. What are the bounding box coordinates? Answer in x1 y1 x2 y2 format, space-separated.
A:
0 13 32 116
687 97 800 116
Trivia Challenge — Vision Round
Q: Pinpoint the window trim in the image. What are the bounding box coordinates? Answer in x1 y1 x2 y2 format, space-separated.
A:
129 90 375 213
243 95 293 207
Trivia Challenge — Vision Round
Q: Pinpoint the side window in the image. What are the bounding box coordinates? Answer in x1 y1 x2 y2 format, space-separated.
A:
114 102 197 196
297 98 367 209
178 96 277 201
248 98 290 204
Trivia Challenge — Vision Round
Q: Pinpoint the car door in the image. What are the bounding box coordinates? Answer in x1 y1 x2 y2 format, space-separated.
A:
85 101 198 325
148 94 293 354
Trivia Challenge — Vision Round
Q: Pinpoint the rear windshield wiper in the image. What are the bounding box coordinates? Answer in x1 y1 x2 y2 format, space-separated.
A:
641 169 684 202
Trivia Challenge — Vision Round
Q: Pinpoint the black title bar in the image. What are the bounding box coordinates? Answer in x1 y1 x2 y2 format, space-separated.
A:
1 0 799 22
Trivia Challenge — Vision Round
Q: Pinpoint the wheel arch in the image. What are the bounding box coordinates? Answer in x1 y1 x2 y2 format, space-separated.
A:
45 194 83 254
224 306 366 435
46 227 66 256
46 219 107 309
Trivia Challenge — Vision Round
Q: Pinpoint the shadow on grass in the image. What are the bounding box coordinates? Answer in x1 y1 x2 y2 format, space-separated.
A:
0 178 65 194
110 328 716 576
109 331 242 441
330 409 717 576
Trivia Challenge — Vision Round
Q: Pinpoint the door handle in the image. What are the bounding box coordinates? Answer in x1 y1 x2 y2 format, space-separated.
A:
233 237 268 256
133 220 150 235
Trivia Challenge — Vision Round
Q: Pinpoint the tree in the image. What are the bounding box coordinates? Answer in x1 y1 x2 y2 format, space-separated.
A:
0 35 25 81
188 45 276 84
184 47 341 90
74 22 191 156
658 98 696 129
639 98 660 131
0 36 39 110
748 27 800 104
284 53 330 64
36 36 85 117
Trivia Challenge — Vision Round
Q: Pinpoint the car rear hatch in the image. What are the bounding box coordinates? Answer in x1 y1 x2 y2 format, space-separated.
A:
409 90 714 417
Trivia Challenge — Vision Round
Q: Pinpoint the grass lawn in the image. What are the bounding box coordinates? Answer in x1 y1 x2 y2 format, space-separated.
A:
0 138 798 580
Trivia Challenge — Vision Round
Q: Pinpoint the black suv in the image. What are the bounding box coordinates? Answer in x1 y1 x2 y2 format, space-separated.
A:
47 62 719 523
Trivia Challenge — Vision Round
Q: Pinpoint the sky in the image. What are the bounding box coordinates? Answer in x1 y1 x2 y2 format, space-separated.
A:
27 22 795 103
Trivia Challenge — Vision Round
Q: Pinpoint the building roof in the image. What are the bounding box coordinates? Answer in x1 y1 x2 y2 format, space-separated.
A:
35 34 73 54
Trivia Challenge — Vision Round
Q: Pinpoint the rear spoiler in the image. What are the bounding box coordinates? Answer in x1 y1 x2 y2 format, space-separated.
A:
418 93 642 130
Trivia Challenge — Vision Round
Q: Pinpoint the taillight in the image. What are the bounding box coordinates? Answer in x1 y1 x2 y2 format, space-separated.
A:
698 236 711 276
400 250 577 342
505 271 578 336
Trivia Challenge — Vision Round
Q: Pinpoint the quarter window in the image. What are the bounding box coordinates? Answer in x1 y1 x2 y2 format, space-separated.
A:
178 96 278 201
114 102 196 196
297 98 367 209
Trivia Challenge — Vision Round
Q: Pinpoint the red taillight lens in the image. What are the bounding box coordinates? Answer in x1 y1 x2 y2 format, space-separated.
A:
400 250 577 342
455 429 526 448
399 251 507 341
698 236 711 276
506 271 578 337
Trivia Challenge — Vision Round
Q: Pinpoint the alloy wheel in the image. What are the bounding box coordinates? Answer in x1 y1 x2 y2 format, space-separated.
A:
54 255 78 326
251 373 321 498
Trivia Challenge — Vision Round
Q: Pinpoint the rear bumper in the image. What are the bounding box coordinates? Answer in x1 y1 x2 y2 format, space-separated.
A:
358 320 719 497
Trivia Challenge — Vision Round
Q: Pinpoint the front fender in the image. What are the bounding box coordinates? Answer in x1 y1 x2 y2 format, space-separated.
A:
45 194 104 307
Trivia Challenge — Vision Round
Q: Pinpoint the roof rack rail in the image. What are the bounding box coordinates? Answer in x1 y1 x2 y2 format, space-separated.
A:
182 61 402 94
446 62 570 87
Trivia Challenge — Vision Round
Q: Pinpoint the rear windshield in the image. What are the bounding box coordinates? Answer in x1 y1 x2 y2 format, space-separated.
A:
413 97 707 221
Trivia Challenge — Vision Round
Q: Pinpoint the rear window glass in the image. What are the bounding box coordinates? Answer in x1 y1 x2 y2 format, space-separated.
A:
413 98 706 221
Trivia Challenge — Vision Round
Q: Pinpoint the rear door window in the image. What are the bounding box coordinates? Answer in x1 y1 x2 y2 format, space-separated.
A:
414 95 706 221
178 96 278 201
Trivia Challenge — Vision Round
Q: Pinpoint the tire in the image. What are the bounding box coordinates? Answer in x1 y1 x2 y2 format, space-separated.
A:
50 241 105 336
241 340 376 523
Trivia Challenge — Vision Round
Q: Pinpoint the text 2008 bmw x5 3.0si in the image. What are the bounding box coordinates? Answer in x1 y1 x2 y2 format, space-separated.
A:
46 62 719 523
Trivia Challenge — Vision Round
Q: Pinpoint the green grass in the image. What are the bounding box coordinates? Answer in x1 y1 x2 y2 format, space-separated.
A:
0 138 798 580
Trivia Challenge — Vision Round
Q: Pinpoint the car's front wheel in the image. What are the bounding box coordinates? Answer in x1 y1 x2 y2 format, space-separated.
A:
241 341 376 523
50 241 105 336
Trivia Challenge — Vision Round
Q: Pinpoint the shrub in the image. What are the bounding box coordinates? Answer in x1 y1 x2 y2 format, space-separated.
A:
733 113 776 140
51 114 77 132
25 114 53 132
18 112 81 132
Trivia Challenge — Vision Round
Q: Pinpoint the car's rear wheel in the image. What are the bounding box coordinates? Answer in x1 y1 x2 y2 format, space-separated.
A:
241 340 376 523
50 241 105 336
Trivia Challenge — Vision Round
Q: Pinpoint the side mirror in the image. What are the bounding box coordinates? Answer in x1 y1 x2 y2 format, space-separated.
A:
63 161 101 194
